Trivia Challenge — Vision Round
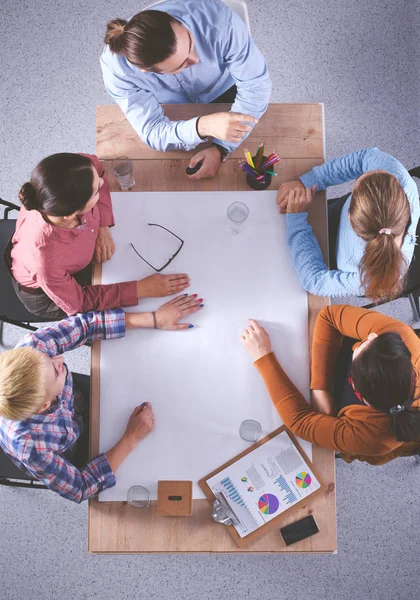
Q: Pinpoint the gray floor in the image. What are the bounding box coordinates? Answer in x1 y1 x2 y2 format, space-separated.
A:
1 0 420 598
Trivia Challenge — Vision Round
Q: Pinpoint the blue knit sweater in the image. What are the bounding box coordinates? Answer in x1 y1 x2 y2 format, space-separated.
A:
286 148 419 297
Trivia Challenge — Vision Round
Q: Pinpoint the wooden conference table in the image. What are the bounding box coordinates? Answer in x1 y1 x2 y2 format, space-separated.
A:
89 103 336 553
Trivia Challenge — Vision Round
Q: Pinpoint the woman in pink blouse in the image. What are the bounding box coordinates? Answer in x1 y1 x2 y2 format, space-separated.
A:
8 153 190 318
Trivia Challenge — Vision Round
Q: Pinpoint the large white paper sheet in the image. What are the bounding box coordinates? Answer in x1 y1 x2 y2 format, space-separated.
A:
99 191 310 501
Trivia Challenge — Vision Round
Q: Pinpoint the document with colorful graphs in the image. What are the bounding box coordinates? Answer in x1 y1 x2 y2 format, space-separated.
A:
206 430 321 538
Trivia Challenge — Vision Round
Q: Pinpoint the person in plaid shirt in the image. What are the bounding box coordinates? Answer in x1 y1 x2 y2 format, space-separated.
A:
0 293 203 502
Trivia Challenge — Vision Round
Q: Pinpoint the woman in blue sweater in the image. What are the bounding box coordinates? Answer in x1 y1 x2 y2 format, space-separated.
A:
277 148 419 300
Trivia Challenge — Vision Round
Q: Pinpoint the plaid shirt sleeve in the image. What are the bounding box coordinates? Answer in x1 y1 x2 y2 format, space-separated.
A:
16 309 126 356
23 443 116 503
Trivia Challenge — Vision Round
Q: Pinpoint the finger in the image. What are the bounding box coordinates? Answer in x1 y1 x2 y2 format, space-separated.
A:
172 293 195 305
181 297 203 310
230 113 259 125
188 153 204 168
169 274 189 282
170 283 191 294
175 323 192 330
226 132 246 142
229 124 253 134
248 318 260 330
241 335 246 342
182 303 203 316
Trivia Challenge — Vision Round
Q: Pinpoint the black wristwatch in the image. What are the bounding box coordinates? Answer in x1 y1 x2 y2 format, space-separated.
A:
212 142 230 162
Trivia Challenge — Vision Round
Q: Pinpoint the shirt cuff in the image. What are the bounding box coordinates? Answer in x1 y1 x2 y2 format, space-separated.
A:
300 172 324 190
285 212 309 230
178 117 206 150
120 281 138 308
102 308 127 339
99 211 115 228
88 453 116 491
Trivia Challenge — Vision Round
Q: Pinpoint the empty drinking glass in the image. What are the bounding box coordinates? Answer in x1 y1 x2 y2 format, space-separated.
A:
127 485 150 508
112 156 135 189
227 201 249 233
239 419 262 443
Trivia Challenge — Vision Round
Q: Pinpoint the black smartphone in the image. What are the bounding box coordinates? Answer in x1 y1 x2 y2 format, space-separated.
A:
280 515 319 546
186 160 203 175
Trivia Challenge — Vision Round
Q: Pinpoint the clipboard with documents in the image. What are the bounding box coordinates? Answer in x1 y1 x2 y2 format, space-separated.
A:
199 426 325 548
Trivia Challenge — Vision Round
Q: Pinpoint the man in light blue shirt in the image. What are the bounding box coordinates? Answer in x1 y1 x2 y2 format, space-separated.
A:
101 0 271 179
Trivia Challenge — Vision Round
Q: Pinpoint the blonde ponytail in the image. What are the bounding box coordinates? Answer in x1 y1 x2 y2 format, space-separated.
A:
350 172 410 301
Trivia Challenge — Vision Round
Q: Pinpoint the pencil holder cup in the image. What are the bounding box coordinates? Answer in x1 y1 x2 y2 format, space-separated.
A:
245 155 272 191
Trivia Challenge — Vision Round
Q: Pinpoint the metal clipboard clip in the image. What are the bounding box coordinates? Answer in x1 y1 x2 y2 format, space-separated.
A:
211 492 241 527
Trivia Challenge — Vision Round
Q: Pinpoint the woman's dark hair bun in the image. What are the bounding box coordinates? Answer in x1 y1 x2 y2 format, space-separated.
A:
18 182 38 210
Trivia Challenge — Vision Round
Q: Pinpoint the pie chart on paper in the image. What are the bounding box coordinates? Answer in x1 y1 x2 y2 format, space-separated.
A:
258 493 280 515
295 472 312 488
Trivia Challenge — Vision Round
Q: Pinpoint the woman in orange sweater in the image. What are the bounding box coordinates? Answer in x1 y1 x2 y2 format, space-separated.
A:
241 305 420 464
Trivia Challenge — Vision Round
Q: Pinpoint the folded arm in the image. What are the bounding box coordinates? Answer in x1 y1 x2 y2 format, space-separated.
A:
100 61 202 152
213 9 272 152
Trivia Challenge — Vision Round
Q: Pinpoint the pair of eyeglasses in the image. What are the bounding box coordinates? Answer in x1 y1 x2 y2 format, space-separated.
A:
130 223 184 273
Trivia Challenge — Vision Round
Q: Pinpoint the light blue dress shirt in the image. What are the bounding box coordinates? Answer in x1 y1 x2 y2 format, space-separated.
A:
286 148 419 297
100 0 271 152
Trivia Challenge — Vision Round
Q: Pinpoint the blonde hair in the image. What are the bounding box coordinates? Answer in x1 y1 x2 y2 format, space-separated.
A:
0 348 47 421
349 172 410 301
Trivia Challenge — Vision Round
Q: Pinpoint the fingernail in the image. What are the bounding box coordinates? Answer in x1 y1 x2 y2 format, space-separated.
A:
200 304 204 307
188 324 194 328
193 294 198 297
198 298 203 302
184 293 188 296
141 402 146 408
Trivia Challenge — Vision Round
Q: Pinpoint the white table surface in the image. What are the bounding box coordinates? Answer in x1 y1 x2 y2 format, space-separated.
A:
98 191 310 501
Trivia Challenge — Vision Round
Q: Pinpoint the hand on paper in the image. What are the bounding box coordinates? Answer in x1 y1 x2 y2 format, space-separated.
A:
187 147 222 180
276 180 305 213
124 402 155 446
155 293 203 330
284 185 317 214
310 389 337 416
136 273 190 298
197 112 258 143
241 319 272 361
94 226 115 263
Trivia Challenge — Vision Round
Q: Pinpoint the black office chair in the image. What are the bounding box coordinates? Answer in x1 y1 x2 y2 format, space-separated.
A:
0 446 47 489
0 198 57 345
327 167 420 320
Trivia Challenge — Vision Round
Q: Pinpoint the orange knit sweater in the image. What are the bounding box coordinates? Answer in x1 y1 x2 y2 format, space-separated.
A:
254 305 420 464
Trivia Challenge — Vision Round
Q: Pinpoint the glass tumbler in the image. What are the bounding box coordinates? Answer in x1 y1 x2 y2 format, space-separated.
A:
227 201 249 233
239 419 263 443
112 156 135 189
127 485 150 508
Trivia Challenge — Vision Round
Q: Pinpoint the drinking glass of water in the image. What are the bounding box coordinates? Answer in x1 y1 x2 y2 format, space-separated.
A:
127 485 150 508
227 201 249 233
239 419 263 443
112 156 135 189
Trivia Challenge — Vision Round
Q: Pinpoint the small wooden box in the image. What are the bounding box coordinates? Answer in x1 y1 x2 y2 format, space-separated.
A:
157 481 193 517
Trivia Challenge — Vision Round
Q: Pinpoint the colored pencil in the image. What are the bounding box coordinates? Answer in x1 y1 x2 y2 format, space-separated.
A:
239 161 264 180
244 149 255 168
255 143 264 169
